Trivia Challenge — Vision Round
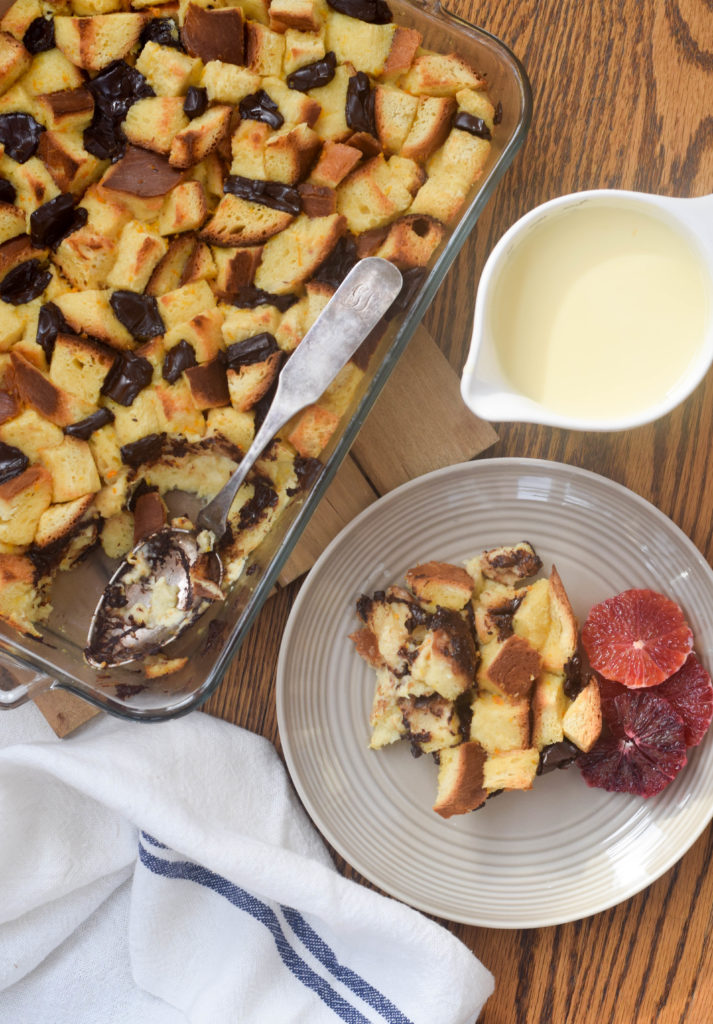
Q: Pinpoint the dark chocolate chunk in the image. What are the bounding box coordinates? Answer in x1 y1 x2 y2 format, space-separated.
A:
231 285 298 312
22 15 55 53
286 51 337 92
346 72 375 136
384 266 427 320
120 432 167 467
0 113 44 164
292 455 322 491
224 175 301 215
36 302 73 360
110 290 165 342
237 476 278 529
327 0 392 24
313 234 358 290
103 146 183 197
162 339 197 382
139 17 183 50
0 259 51 305
0 441 29 485
30 193 88 250
563 653 584 700
453 111 491 139
238 90 284 129
101 351 154 405
84 60 154 163
183 86 208 119
0 178 17 205
225 332 280 368
41 87 94 125
181 3 245 64
64 407 115 441
537 740 580 775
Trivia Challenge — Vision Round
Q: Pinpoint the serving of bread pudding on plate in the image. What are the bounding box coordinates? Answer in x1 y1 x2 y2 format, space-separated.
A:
350 542 602 817
0 0 499 649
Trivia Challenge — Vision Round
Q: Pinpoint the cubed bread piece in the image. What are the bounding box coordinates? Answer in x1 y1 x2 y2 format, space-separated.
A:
0 236 48 286
200 193 294 246
100 509 134 558
53 289 134 349
1 0 44 41
478 634 542 700
156 279 215 329
253 212 344 294
471 692 530 754
356 590 413 672
200 60 260 105
226 352 281 411
0 156 60 217
426 126 491 188
106 220 167 292
482 748 539 792
456 87 496 131
374 212 444 268
0 553 50 636
373 84 418 155
33 493 95 548
336 154 413 233
181 3 245 64
0 407 63 459
0 203 27 246
35 87 95 132
400 52 486 96
221 303 282 345
325 11 396 76
531 670 568 750
49 333 115 405
381 25 421 80
349 625 383 670
158 180 208 234
408 170 469 224
135 40 203 97
169 104 232 169
54 225 116 290
123 97 190 156
37 130 106 194
211 245 263 298
318 360 362 419
261 75 321 127
153 378 206 436
229 119 270 179
180 240 216 286
282 27 325 75
205 405 255 452
405 560 473 610
39 435 101 502
18 47 85 94
88 421 123 483
188 151 225 203
163 306 224 362
366 666 403 748
269 0 326 32
562 676 602 753
0 31 31 93
79 186 132 238
11 351 95 427
92 465 130 517
0 82 36 120
433 742 488 818
246 21 285 76
401 95 456 163
263 122 322 184
308 140 361 188
399 693 461 754
539 567 579 673
308 63 352 141
511 577 550 650
0 464 53 545
285 402 338 457
53 14 146 71
273 293 307 351
183 356 229 409
480 541 543 584
107 387 164 445
0 302 27 350
146 235 197 295
409 609 477 700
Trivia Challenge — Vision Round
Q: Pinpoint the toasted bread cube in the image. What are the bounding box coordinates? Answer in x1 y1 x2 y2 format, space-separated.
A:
200 193 294 246
54 14 146 71
264 122 322 184
409 618 476 700
285 403 337 457
79 185 132 238
107 388 165 445
74 0 125 13
0 465 52 545
471 692 530 754
0 203 27 246
200 60 260 105
158 180 208 235
163 306 223 362
11 350 95 427
53 225 116 290
187 151 225 202
183 356 229 409
35 86 95 133
0 156 60 217
400 52 486 96
37 129 106 194
123 97 190 156
427 127 490 188
211 245 262 298
337 154 414 234
261 75 321 127
254 212 344 294
179 240 216 285
169 103 232 169
512 577 550 650
373 84 418 155
274 294 307 352
305 62 352 140
221 304 281 345
34 493 94 548
156 279 215 329
562 677 602 753
180 2 245 63
401 95 456 163
308 140 361 189
19 47 85 94
0 301 27 350
106 220 167 292
53 290 134 349
358 592 412 671
0 553 50 636
92 465 130 517
325 10 395 75
531 671 568 750
136 40 203 97
539 567 579 673
229 119 270 179
0 408 63 459
269 0 326 32
39 435 101 502
408 171 469 224
88 422 123 483
433 742 487 818
247 21 285 76
374 213 445 268
146 235 196 295
366 666 403 748
282 27 325 75
226 354 281 412
400 693 461 754
100 509 134 558
205 405 255 452
0 31 31 93
153 378 206 437
482 748 539 792
0 81 37 119
456 87 496 131
478 634 542 700
49 334 115 405
1 0 44 41
480 541 543 584
405 561 473 610
381 25 421 80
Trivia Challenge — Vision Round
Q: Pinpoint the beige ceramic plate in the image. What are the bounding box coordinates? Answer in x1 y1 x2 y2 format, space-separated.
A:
276 458 713 927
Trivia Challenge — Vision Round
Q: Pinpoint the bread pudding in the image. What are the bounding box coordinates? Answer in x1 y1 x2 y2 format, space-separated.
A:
350 543 602 817
0 0 498 654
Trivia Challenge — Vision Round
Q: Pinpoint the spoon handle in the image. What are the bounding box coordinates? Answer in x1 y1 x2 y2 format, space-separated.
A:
197 257 403 538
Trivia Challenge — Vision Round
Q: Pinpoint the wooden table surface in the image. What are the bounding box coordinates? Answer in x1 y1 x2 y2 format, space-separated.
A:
201 2 713 1021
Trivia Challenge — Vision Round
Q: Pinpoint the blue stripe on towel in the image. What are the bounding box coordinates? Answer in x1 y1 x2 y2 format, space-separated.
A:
138 839 412 1024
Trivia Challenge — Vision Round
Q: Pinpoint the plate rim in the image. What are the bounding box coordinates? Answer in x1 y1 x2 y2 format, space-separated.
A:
276 457 713 927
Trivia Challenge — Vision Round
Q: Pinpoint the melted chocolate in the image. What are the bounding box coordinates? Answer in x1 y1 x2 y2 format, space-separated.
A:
200 618 226 655
231 285 298 312
120 432 167 468
0 259 51 305
0 113 44 164
238 90 284 129
428 607 477 679
225 332 280 368
292 455 322 491
286 51 337 92
101 351 154 406
183 86 208 120
22 15 55 53
313 234 358 289
237 476 278 529
64 408 115 441
139 17 183 50
110 290 165 342
488 595 525 642
115 683 146 700
84 60 154 162
162 339 197 383
30 193 88 250
384 266 427 320
327 0 392 24
453 112 491 139
36 302 73 360
563 653 584 699
537 740 580 775
0 441 28 484
356 594 373 623
345 72 375 136
0 179 15 205
224 175 301 216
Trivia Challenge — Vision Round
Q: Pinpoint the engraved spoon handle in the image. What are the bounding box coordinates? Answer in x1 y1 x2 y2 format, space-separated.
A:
197 257 403 538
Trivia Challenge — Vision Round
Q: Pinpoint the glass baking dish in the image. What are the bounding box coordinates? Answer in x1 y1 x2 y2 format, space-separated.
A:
0 0 532 720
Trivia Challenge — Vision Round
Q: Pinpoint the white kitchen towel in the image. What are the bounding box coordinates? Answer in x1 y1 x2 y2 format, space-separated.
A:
0 703 494 1024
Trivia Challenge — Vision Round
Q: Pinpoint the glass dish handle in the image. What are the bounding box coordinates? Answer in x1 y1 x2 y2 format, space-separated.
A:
0 652 54 709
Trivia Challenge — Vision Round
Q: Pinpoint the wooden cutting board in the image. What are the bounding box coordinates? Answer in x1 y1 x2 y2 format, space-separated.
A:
35 325 497 736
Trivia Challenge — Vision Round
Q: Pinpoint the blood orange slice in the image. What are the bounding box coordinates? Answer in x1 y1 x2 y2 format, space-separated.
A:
578 691 687 797
656 654 713 747
582 589 693 688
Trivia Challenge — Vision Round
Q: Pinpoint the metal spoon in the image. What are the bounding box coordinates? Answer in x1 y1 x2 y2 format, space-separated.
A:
85 258 403 668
